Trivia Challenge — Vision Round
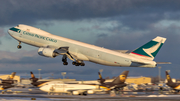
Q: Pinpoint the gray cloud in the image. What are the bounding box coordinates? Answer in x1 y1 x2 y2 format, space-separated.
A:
0 0 179 27
1 0 180 80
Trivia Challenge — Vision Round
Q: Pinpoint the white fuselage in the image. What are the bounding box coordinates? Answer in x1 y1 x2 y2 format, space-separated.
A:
39 81 107 93
8 24 156 67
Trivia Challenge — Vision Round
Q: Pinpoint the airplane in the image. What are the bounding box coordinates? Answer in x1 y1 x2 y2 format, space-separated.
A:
39 71 129 95
97 71 129 91
29 71 49 87
165 71 180 92
8 24 169 67
39 80 109 95
0 72 17 90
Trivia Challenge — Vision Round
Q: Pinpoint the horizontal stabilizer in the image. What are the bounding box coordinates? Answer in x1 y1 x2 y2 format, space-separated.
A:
113 50 132 53
156 62 171 64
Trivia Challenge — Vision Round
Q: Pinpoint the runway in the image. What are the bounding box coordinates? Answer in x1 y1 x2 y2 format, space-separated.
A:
1 93 180 101
0 88 180 101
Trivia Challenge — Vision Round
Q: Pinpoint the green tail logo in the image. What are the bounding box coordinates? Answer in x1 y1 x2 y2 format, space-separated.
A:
130 36 166 60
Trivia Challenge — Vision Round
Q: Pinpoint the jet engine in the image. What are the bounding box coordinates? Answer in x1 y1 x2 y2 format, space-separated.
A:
38 48 57 58
72 91 79 95
87 90 94 94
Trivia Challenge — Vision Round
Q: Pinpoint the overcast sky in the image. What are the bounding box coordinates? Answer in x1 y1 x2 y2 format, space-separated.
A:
0 0 179 80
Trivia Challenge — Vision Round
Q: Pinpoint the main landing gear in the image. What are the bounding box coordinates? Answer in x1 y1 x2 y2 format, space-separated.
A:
62 54 85 66
17 41 22 49
72 61 85 66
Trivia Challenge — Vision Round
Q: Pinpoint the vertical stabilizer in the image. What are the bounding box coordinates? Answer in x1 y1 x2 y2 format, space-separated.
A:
7 72 16 80
112 71 129 84
130 36 166 60
165 71 173 84
30 71 39 83
97 72 106 84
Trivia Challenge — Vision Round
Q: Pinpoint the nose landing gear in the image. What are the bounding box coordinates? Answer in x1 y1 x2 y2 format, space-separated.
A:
17 41 22 49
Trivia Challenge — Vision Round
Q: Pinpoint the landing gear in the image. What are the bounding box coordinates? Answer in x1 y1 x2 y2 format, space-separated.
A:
72 61 85 66
62 54 68 65
63 62 68 65
62 54 85 66
17 41 22 49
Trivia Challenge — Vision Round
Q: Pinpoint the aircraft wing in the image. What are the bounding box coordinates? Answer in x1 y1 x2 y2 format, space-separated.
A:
53 46 75 61
0 84 16 90
54 47 69 54
113 50 133 54
132 60 171 65
156 62 171 64
67 89 89 92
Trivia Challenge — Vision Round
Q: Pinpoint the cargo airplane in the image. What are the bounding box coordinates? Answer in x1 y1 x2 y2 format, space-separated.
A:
39 71 129 95
97 71 129 90
165 71 180 91
29 71 49 87
8 24 169 67
0 72 17 90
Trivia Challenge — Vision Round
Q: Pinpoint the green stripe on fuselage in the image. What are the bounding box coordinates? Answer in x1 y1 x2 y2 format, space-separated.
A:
132 41 163 58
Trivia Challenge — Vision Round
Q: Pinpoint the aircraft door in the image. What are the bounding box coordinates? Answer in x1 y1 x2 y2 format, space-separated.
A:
19 32 22 37
17 30 22 37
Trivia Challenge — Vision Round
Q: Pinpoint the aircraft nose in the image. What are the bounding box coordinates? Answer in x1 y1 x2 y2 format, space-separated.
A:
39 85 48 92
8 29 13 36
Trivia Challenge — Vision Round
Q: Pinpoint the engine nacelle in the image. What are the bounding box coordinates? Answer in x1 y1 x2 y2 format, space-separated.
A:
38 48 57 58
87 90 94 94
72 91 79 95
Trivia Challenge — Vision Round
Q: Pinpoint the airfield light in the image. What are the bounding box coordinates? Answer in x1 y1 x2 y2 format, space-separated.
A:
166 70 170 73
158 66 161 83
38 69 41 79
99 69 103 76
61 72 66 79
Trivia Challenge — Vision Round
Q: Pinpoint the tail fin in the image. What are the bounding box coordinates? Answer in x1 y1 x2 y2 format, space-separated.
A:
130 36 166 60
165 71 173 84
6 72 16 80
112 71 129 84
29 71 38 83
97 72 106 84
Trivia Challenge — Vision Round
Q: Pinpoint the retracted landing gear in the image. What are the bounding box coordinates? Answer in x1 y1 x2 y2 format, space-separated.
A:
17 41 22 49
72 61 85 66
62 54 68 65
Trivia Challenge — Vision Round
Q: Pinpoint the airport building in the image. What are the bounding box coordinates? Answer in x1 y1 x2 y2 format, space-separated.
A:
126 76 151 85
77 76 152 85
20 76 151 85
21 78 76 84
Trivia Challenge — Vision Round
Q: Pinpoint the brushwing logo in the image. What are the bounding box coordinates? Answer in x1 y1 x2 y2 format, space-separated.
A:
167 75 170 81
120 75 126 82
142 40 162 58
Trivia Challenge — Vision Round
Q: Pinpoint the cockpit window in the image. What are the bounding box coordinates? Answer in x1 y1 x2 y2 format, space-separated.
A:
26 29 30 32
